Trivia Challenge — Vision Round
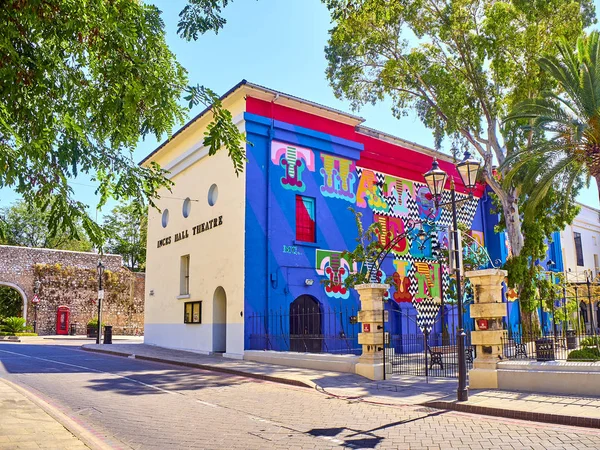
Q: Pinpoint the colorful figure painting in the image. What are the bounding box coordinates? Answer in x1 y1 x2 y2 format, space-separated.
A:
320 154 356 202
415 185 440 220
315 250 358 300
356 168 387 211
391 259 412 303
271 141 315 192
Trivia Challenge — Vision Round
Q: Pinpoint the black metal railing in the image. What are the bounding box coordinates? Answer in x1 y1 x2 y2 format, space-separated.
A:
386 331 474 378
247 306 360 355
502 330 600 362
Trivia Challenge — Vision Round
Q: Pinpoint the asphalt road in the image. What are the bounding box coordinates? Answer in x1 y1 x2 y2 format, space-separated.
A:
1 343 600 450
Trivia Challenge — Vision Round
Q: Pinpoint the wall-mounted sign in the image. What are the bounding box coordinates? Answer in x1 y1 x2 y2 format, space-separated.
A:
363 323 371 333
157 216 223 248
477 319 489 330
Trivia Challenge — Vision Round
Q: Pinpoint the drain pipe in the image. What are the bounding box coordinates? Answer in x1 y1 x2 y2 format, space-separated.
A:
265 94 279 348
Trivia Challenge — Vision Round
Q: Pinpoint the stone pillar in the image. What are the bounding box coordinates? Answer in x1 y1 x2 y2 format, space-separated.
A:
355 283 389 381
465 268 508 389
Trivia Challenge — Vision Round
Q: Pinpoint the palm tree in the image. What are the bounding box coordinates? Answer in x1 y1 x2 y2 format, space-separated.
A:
503 32 600 214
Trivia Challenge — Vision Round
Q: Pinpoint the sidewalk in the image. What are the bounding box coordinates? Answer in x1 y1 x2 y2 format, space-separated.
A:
0 378 88 449
82 343 600 429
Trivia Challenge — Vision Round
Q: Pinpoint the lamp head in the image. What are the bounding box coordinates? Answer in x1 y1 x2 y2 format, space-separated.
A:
423 158 448 199
97 260 105 278
456 151 481 192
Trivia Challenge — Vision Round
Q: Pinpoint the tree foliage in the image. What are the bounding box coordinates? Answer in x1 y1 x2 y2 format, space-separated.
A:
504 31 600 209
0 286 22 319
0 200 92 251
323 0 595 258
103 201 147 272
1 0 248 249
1 0 187 247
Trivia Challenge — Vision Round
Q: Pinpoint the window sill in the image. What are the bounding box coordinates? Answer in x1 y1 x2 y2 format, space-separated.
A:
177 294 190 300
294 240 319 248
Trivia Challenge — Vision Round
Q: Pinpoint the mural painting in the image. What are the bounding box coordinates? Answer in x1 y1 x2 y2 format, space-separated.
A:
315 250 358 300
271 141 315 192
319 154 356 202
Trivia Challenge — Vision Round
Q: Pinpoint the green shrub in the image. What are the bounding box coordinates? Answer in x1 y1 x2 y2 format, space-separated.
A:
87 319 105 327
567 347 600 361
0 317 27 334
580 336 600 347
0 331 38 337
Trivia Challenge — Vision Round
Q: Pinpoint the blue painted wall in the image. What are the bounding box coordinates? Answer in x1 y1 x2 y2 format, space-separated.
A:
243 112 487 352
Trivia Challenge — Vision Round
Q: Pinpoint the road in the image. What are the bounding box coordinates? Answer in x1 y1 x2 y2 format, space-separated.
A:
1 343 599 449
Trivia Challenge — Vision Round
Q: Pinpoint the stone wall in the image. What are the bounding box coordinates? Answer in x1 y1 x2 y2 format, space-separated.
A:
0 245 144 335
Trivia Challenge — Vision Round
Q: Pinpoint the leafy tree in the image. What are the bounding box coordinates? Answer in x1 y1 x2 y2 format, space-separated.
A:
1 1 247 248
0 200 92 251
504 31 600 208
323 0 595 259
0 286 22 319
103 202 147 272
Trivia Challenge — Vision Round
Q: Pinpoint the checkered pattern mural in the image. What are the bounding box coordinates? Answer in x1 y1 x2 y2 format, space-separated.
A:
356 166 479 333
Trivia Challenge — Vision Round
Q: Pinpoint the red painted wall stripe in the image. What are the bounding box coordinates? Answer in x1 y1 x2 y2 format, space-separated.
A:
247 97 484 196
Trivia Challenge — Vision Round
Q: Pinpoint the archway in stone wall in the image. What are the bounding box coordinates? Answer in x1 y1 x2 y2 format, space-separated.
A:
0 282 27 321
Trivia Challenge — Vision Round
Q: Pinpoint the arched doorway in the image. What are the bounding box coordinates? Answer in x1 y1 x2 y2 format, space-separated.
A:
213 287 227 353
0 282 27 321
290 295 322 353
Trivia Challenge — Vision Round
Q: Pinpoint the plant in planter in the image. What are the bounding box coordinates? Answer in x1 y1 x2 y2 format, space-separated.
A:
340 208 386 288
86 319 105 338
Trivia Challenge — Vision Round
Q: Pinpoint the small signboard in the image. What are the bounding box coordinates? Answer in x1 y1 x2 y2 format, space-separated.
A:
31 294 39 304
98 290 105 300
363 323 371 333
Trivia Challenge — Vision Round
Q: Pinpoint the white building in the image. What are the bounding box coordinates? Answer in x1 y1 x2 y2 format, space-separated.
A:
561 202 600 281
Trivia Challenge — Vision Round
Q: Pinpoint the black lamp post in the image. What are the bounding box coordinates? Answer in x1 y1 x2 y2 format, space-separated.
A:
546 260 559 337
96 260 105 344
424 151 481 403
33 280 41 333
585 269 597 336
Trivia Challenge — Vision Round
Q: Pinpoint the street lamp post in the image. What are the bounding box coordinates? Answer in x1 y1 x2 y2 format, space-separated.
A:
96 260 105 345
424 152 481 403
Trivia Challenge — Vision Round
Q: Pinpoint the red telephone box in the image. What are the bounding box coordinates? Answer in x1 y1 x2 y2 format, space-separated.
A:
56 306 70 335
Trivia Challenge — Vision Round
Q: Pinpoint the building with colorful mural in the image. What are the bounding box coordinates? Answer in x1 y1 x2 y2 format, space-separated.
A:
142 80 489 357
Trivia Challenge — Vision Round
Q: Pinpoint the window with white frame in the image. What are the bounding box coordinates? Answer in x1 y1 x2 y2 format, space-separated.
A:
180 255 190 295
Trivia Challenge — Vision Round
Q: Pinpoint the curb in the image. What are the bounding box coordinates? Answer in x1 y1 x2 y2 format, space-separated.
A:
423 400 600 430
81 346 314 389
0 378 132 450
0 336 21 342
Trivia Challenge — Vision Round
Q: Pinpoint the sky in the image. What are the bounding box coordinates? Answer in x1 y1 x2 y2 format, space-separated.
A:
2 0 600 214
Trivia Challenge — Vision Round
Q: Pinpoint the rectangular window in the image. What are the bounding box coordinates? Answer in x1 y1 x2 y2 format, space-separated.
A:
574 232 584 266
296 195 316 242
184 301 201 324
180 255 190 295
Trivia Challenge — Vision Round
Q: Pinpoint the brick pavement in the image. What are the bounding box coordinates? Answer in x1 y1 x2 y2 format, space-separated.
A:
83 343 600 429
0 378 88 450
3 344 600 449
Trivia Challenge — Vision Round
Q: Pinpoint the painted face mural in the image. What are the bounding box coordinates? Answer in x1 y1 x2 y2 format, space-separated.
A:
315 250 358 300
271 142 315 192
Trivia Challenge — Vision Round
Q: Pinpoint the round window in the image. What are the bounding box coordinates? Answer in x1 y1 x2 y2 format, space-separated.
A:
182 198 191 218
208 184 218 206
161 209 169 228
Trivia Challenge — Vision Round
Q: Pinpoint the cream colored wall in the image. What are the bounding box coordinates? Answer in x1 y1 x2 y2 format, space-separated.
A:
144 93 246 357
561 204 600 281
